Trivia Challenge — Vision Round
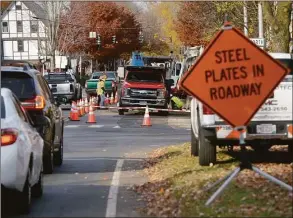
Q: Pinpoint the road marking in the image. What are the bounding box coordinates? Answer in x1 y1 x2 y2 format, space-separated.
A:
113 125 121 129
88 125 104 128
65 125 79 128
106 159 124 217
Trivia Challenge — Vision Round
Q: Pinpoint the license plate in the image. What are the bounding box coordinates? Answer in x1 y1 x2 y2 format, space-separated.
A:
139 101 147 105
256 124 276 134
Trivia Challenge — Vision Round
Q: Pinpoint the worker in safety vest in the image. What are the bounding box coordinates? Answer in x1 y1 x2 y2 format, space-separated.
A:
96 76 106 107
170 95 184 109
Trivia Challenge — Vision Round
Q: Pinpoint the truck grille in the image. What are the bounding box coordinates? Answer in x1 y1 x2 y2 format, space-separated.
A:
129 88 157 99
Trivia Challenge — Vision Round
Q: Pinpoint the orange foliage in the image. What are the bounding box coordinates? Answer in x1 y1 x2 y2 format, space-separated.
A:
175 2 218 47
58 2 141 59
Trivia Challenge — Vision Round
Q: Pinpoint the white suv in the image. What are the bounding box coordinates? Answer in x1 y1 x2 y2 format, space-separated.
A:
190 53 293 166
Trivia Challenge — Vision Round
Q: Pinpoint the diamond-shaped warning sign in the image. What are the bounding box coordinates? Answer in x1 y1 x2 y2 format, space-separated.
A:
179 25 290 127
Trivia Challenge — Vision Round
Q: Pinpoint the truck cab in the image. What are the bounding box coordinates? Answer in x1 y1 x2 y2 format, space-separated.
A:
118 66 173 115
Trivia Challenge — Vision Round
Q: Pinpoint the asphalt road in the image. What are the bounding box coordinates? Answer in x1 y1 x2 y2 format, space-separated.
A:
3 107 190 217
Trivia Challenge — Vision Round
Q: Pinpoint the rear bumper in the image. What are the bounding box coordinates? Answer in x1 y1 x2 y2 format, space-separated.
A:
121 97 166 107
1 146 26 192
53 93 75 101
202 122 293 145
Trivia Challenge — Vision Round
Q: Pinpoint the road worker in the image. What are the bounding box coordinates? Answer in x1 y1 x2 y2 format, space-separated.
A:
96 76 106 107
170 95 184 109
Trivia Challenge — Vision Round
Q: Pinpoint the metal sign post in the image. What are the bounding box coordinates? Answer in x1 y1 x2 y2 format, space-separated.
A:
204 125 292 206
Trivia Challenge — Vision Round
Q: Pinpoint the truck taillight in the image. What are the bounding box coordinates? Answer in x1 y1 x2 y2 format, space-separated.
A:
1 129 18 146
22 96 45 110
203 105 214 115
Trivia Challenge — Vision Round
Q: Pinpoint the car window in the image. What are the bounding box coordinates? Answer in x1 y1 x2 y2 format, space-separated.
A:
1 71 36 101
1 96 6 119
126 71 163 83
44 73 74 82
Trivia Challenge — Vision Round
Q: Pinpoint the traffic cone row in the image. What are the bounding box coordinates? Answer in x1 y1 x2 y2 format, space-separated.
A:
69 95 152 128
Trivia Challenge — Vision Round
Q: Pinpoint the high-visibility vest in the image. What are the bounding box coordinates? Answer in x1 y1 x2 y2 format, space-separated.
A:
171 96 184 109
97 80 105 95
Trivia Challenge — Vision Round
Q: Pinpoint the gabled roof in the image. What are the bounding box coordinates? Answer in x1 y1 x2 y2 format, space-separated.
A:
1 1 48 27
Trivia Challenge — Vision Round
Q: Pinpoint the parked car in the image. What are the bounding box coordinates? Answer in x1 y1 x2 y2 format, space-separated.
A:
1 66 65 174
44 72 82 104
1 88 44 214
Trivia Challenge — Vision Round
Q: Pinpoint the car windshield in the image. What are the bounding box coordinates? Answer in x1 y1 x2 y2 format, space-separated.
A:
126 71 163 83
92 72 115 79
1 96 5 119
1 71 36 101
44 73 74 82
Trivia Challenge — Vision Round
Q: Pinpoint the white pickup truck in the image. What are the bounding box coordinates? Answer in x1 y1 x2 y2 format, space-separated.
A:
190 53 293 166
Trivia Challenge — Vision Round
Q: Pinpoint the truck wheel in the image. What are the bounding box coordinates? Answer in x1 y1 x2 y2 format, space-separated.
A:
198 127 216 166
191 126 199 156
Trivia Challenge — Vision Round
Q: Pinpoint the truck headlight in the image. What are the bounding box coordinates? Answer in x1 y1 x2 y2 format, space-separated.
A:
122 87 129 97
157 89 166 98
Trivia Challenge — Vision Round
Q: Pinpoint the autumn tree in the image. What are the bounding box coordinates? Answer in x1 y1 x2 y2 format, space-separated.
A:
135 2 171 56
58 2 141 63
175 2 259 46
263 1 292 52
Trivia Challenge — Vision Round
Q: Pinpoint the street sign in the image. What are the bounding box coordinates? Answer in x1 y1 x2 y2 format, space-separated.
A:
179 24 290 127
250 38 265 48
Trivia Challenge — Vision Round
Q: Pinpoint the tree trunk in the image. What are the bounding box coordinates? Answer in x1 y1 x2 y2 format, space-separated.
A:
263 2 292 52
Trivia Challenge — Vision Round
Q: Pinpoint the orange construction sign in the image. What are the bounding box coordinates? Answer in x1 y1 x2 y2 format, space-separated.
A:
179 24 290 127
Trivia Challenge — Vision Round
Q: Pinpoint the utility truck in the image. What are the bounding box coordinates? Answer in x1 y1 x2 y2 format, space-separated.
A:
117 52 174 115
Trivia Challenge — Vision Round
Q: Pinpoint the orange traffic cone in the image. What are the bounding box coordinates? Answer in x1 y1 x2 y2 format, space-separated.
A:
78 100 82 117
86 105 96 123
114 92 118 104
110 93 114 104
84 98 89 114
104 94 110 106
81 99 85 116
70 101 80 121
141 105 152 127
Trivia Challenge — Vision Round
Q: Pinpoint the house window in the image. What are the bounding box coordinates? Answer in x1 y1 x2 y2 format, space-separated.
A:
30 20 38 33
17 40 24 52
16 5 22 10
17 21 23 32
2 22 9 33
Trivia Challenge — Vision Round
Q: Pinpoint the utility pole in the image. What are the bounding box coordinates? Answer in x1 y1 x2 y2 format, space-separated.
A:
258 2 264 38
243 1 248 36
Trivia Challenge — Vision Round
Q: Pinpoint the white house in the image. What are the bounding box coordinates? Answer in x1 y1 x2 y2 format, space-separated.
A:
1 1 68 70
1 1 48 64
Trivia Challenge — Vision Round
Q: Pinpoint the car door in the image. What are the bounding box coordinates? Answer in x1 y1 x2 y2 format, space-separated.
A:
41 77 63 146
11 95 42 185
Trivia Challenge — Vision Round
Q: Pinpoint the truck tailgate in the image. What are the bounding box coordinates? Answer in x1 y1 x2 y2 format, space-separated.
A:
86 80 98 89
215 80 292 122
49 83 71 94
